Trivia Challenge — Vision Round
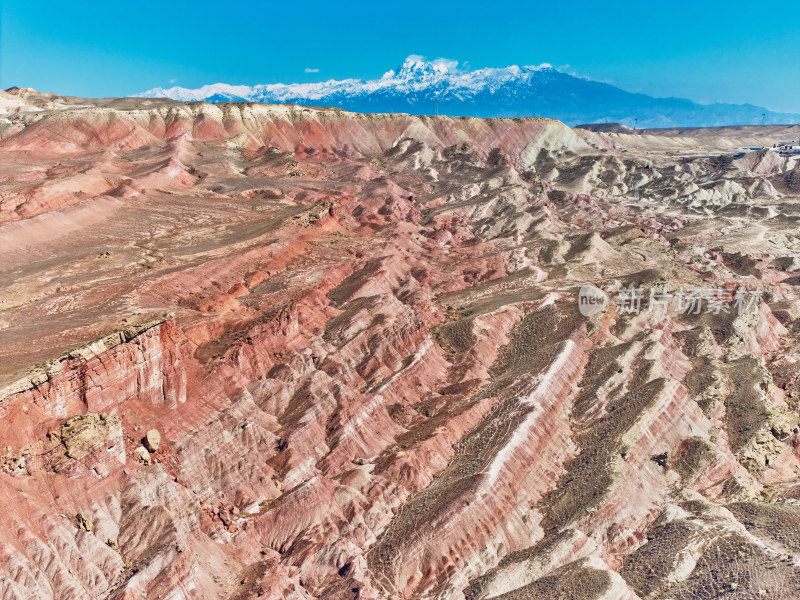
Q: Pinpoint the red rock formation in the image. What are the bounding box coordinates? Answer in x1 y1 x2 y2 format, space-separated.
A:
2 92 800 599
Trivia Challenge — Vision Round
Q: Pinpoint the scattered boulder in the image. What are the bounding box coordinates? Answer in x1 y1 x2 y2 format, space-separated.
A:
134 446 151 465
143 429 161 453
218 507 233 527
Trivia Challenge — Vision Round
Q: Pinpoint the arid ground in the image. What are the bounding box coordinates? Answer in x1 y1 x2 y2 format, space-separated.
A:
2 87 800 599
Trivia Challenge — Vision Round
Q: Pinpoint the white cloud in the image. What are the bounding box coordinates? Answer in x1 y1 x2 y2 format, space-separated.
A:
304 67 319 73
431 57 459 73
169 78 178 84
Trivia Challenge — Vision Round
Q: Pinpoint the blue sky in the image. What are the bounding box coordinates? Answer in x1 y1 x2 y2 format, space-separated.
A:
2 0 799 112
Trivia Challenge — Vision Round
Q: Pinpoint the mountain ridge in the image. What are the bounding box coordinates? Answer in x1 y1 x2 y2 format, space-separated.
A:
138 56 800 128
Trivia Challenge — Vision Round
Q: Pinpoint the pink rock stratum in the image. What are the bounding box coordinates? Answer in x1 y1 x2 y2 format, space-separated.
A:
2 88 800 599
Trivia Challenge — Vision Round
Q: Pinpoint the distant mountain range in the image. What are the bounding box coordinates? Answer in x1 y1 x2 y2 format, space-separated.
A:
139 56 800 128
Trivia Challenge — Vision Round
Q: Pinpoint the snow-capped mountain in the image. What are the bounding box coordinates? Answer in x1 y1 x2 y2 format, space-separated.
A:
139 56 799 128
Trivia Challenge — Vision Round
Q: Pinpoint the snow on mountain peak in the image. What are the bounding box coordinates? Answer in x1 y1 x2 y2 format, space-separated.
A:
140 56 555 104
136 56 799 128
382 56 459 81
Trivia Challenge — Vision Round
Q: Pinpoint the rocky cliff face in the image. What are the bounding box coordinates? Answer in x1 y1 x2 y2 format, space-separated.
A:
2 92 800 599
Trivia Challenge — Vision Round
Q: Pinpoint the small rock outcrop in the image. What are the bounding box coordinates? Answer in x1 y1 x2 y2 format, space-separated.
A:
60 413 122 459
75 513 94 531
